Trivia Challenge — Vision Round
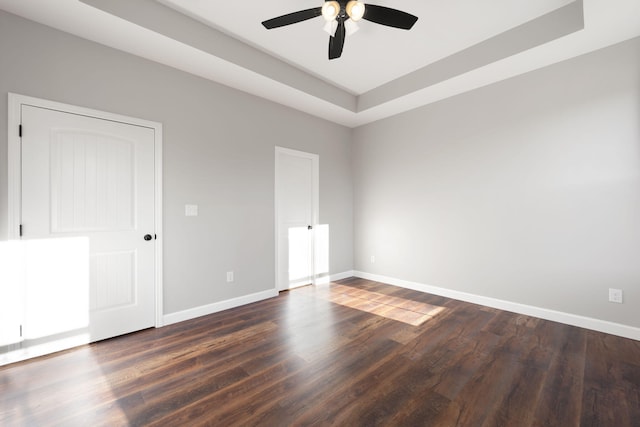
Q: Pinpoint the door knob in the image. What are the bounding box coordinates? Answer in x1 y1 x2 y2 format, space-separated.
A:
307 225 313 230
144 234 153 241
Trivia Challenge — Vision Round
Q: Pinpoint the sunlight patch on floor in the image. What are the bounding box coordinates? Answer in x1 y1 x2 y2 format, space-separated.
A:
306 284 446 326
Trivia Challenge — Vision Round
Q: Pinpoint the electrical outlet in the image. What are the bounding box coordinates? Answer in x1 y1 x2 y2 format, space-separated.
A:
185 204 198 217
226 271 234 283
370 255 375 264
608 288 623 304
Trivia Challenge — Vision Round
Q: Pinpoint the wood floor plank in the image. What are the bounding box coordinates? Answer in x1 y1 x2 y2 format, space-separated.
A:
580 331 640 427
531 324 586 427
1 278 639 426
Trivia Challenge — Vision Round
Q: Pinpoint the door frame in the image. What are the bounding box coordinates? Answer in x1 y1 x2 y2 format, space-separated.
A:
274 146 319 292
7 93 164 329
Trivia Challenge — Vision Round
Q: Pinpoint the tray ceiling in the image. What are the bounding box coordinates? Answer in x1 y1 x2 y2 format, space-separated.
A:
0 0 639 127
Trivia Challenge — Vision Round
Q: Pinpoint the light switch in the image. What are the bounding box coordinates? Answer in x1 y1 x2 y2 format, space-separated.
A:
185 204 198 217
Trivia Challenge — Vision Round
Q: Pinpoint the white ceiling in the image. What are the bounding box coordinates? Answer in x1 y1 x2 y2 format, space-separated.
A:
1 0 639 127
158 0 574 95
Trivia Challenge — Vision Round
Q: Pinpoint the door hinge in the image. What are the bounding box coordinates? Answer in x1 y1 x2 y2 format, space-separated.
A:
20 325 23 337
19 124 22 138
19 224 23 237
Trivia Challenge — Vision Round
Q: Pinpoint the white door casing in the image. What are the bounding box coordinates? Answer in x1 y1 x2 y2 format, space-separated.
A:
275 147 319 291
4 93 163 364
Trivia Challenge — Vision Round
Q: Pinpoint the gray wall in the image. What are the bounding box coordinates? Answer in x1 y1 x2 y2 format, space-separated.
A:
353 37 640 328
0 11 353 315
2 9 638 331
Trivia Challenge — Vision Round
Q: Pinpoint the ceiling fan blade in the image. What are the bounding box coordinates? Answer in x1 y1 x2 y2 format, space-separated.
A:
362 4 418 30
262 7 322 29
329 17 346 60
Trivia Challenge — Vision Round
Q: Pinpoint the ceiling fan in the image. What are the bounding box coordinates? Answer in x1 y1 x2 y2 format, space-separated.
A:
262 1 418 60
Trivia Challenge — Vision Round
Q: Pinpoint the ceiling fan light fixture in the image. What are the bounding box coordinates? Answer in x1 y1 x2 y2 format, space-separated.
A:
344 19 359 36
262 2 418 60
321 1 340 21
323 19 339 36
346 1 365 21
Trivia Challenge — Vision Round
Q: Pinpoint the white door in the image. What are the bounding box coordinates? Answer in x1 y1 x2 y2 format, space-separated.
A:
275 147 319 291
20 105 156 343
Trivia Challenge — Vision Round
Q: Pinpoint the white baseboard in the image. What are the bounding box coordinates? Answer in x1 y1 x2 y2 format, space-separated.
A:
0 333 91 367
302 271 356 285
163 270 352 324
353 271 640 341
164 271 354 326
330 270 355 282
163 288 278 326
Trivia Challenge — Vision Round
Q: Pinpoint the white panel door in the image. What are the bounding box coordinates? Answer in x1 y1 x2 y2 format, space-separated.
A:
21 105 156 342
276 148 319 291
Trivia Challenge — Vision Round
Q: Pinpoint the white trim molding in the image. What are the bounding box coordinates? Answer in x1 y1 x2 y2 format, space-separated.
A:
1 332 91 367
315 270 355 285
153 124 164 328
7 93 22 240
163 289 279 326
330 270 355 282
353 271 640 341
164 271 352 325
163 271 353 325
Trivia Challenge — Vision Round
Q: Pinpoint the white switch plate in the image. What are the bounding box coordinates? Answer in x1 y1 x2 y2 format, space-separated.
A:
185 204 198 216
226 271 234 283
370 255 375 264
608 288 623 304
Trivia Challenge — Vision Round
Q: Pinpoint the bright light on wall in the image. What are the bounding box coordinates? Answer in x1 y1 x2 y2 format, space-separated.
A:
314 224 330 277
288 227 312 286
287 224 330 287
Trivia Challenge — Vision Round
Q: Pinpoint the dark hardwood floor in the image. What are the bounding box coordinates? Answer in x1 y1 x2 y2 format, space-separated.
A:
1 278 639 426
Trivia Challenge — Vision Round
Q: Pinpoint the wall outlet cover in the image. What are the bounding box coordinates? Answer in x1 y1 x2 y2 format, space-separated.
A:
185 204 198 216
608 288 623 304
